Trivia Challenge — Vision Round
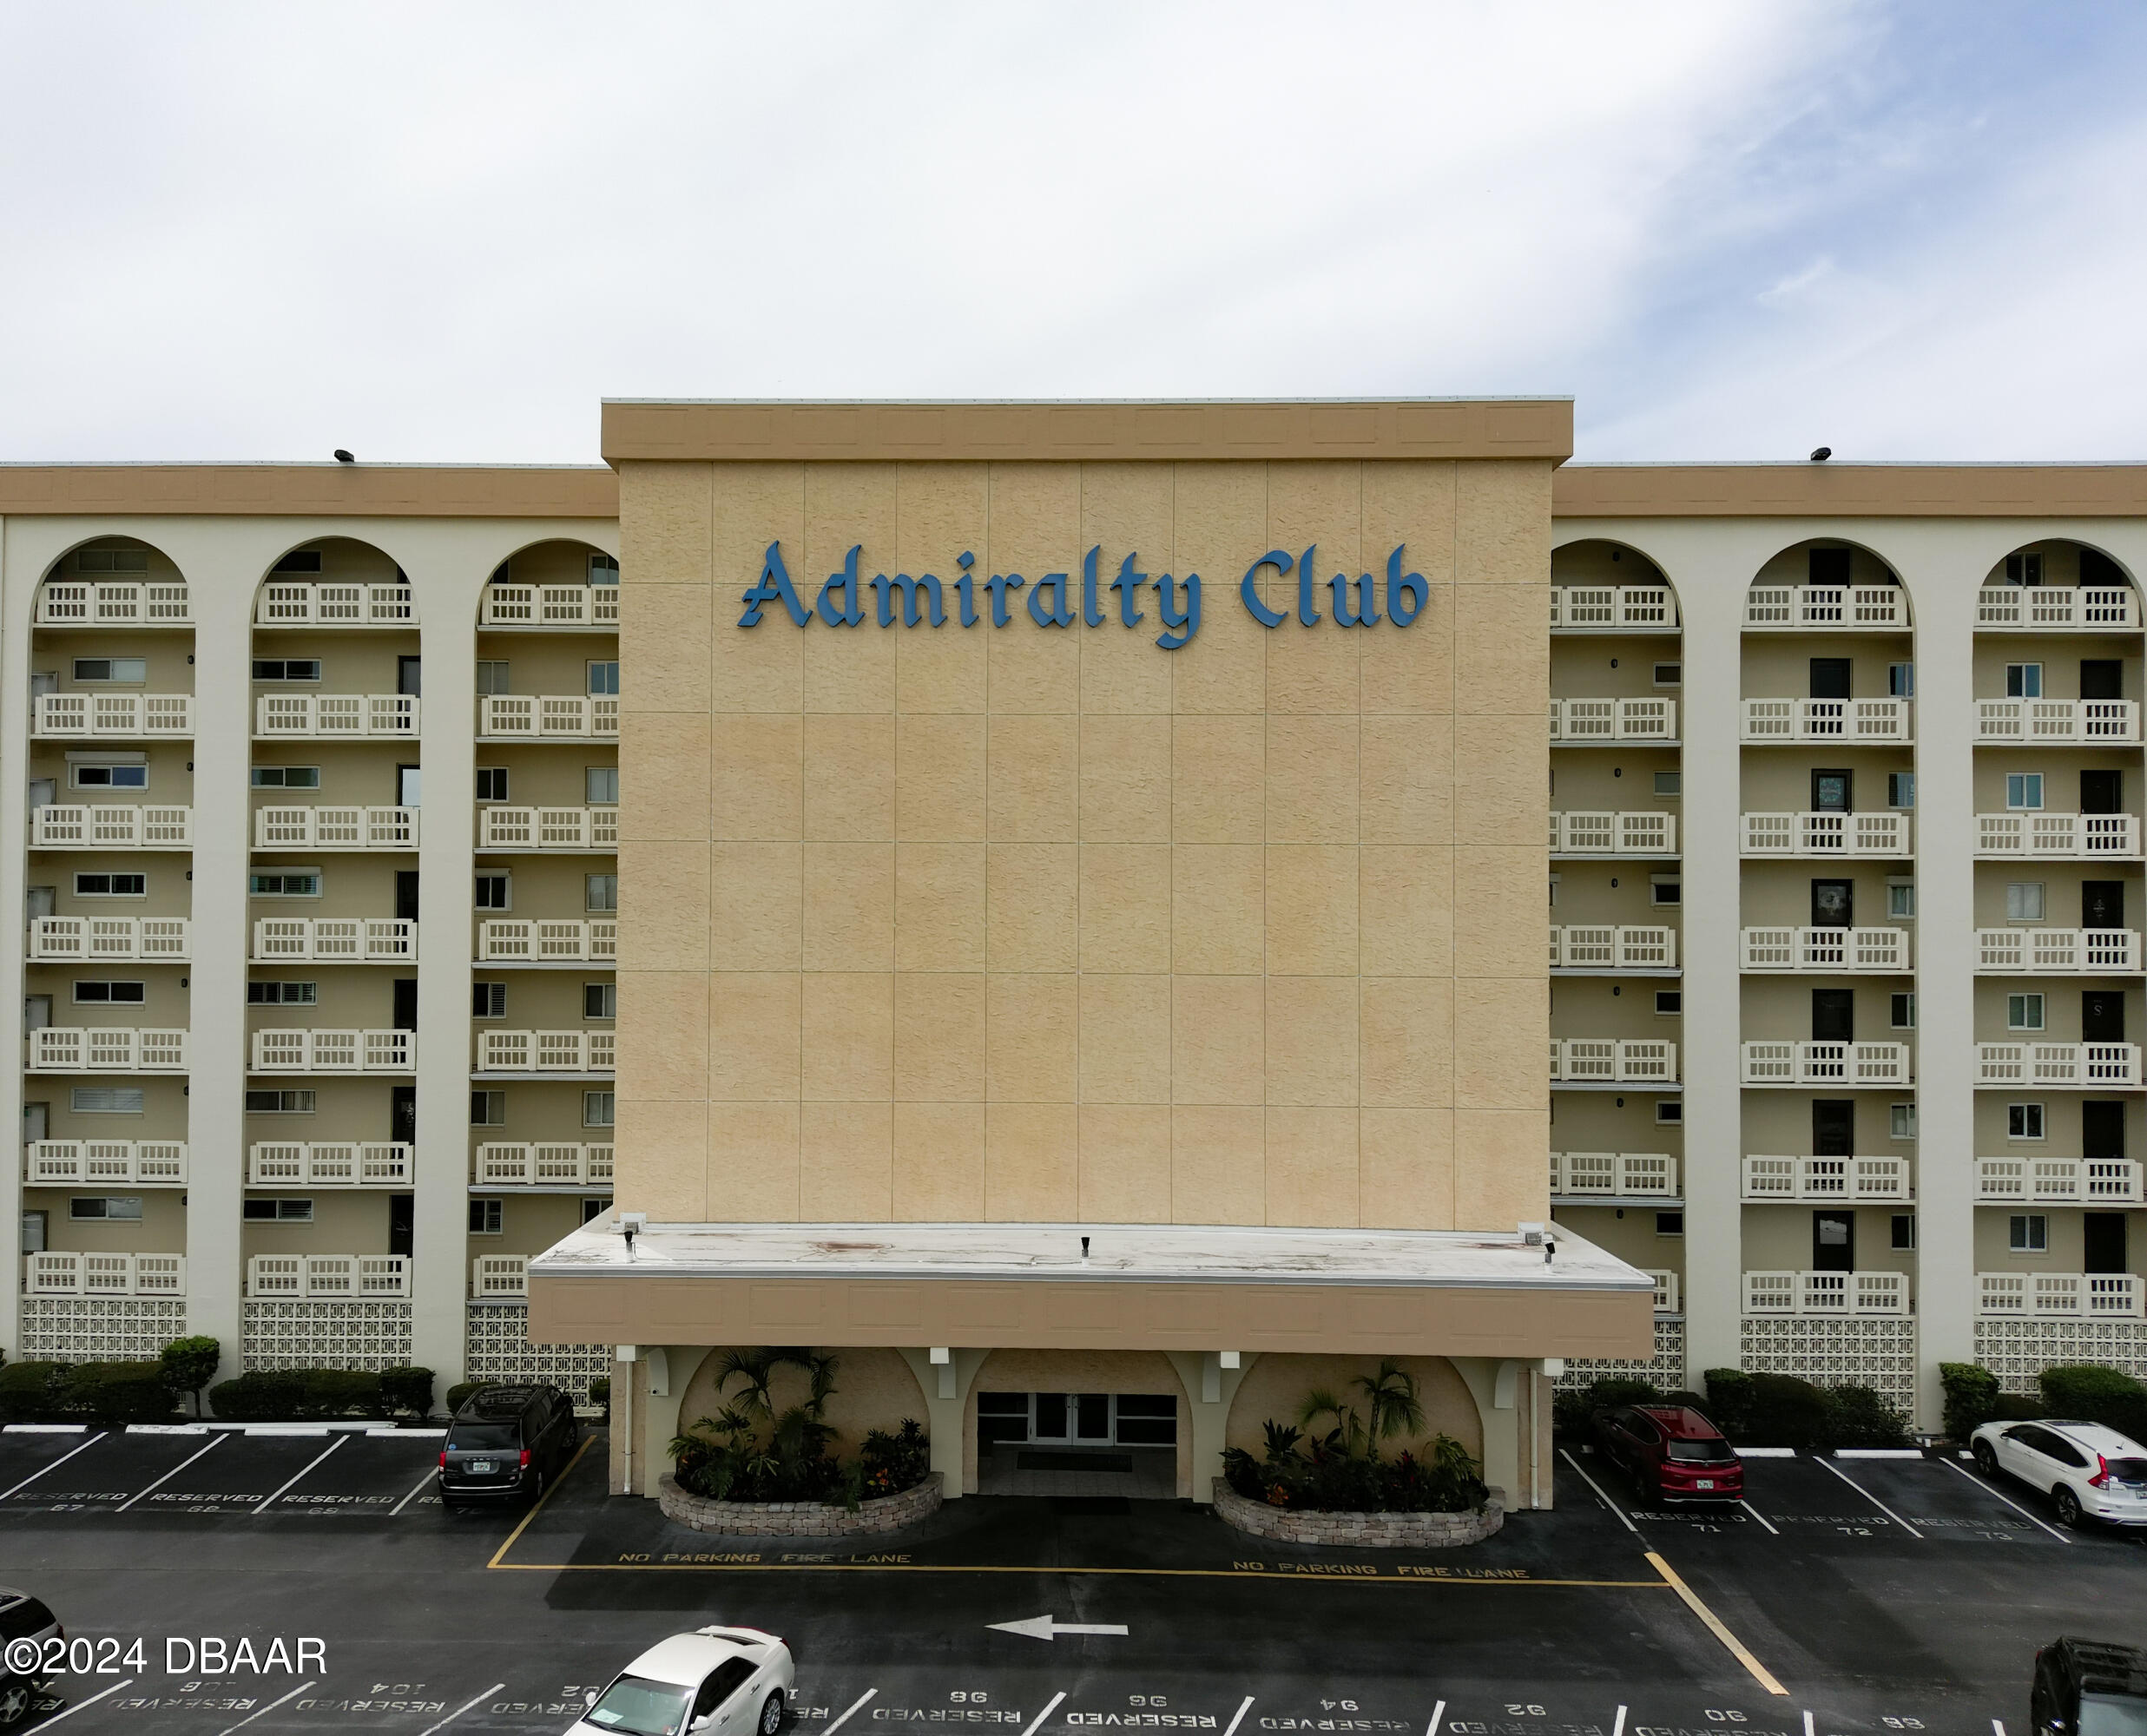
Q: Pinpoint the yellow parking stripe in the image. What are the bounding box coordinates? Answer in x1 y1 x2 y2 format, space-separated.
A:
1645 1551 1787 1696
484 1435 595 1570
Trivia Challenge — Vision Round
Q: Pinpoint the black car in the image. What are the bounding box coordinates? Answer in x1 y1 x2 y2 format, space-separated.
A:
0 1588 62 1727
437 1383 579 1509
2033 1636 2147 1736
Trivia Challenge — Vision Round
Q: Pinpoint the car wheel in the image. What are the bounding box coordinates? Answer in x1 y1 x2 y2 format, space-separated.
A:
760 1690 786 1736
1972 1441 1999 1478
0 1680 31 1727
529 1469 546 1502
2054 1485 2087 1529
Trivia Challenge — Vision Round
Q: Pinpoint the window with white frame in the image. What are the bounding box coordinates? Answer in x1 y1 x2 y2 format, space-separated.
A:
244 1090 315 1114
586 766 619 806
468 1199 504 1235
1891 1213 1916 1250
77 547 148 574
475 872 511 911
583 1090 615 1128
472 983 507 1019
250 766 321 789
69 1088 142 1114
2010 1213 2049 1253
1888 662 1914 697
1650 876 1681 906
1656 1101 1682 1126
2006 882 2047 922
251 659 321 682
1890 1102 1917 1141
471 1090 507 1127
588 661 620 696
1891 993 1916 1029
584 983 616 1020
242 1199 313 1223
2005 551 2045 586
70 763 148 790
584 874 617 913
247 982 316 1005
2008 1102 2045 1141
72 981 144 1005
1887 879 1916 919
1887 773 1915 809
249 871 321 898
2006 663 2044 699
475 661 510 695
1653 772 1681 796
2007 773 2045 811
475 767 510 803
589 553 619 582
2008 993 2046 1031
75 872 145 898
70 1197 142 1220
73 658 146 684
1653 662 1681 687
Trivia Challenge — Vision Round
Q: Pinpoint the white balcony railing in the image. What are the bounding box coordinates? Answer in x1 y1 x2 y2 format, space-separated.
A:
30 805 192 848
1550 1038 1677 1083
1976 929 2140 972
254 694 419 737
1742 1154 1912 1201
29 917 189 961
34 694 194 737
473 1142 616 1187
254 806 418 850
477 694 620 739
1550 1152 1679 1197
1979 1272 2143 1319
1741 812 1912 857
1549 587 1679 631
1548 924 1677 970
1976 587 2138 630
25 1253 185 1296
1741 1041 1913 1085
1975 1157 2144 1204
26 1141 188 1185
477 806 618 852
1974 699 2139 744
247 1254 410 1298
480 584 620 628
473 1029 616 1074
1549 812 1677 856
247 1142 412 1186
1647 1271 1681 1313
251 917 416 962
1975 1042 2142 1087
1744 586 1908 629
1975 812 2141 858
28 1028 188 1072
254 583 415 627
477 919 617 963
36 582 191 625
471 1254 530 1298
1740 926 1911 972
1548 698 1677 741
1740 697 1912 744
248 1029 415 1072
1745 1271 1911 1315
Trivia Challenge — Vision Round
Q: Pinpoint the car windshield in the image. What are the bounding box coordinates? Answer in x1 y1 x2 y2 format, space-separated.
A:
2078 1694 2147 1736
1665 1439 1733 1463
447 1423 518 1450
2104 1457 2147 1487
585 1675 695 1736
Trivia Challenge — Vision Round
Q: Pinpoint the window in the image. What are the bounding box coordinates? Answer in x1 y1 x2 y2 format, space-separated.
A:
586 766 619 806
1890 1102 1918 1141
245 1090 316 1114
250 766 321 789
472 983 507 1019
1891 1213 1917 1251
1655 1212 1684 1238
72 981 144 1005
1887 880 1916 919
474 872 511 912
1650 876 1681 907
75 872 145 898
69 1197 142 1221
76 547 148 574
1653 772 1681 797
1547 874 1559 909
1890 993 1916 1029
2005 551 2045 586
251 659 321 681
2010 1213 2049 1253
475 767 510 802
2006 663 2044 699
2007 773 2045 811
471 1090 506 1127
589 552 620 582
585 874 618 913
588 661 621 696
271 549 322 574
468 1199 504 1235
247 982 318 1005
1888 662 1914 698
2008 1102 2045 1141
583 1090 616 1128
1655 1101 1683 1126
475 661 511 695
397 766 421 808
249 872 321 898
584 983 616 1020
69 1088 142 1114
72 658 147 684
1652 662 1681 687
70 763 148 790
242 1199 313 1223
2008 993 2047 1031
2006 882 2047 922
1887 773 1915 809
1654 990 1681 1016
581 1197 610 1224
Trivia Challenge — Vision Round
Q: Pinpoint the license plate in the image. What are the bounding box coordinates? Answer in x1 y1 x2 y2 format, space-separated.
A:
1696 1479 1715 1489
468 1460 496 1475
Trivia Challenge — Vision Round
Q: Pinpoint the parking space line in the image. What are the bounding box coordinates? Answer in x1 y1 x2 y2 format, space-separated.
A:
1425 1703 1444 1736
824 1689 878 1736
0 1430 105 1500
1611 1707 1625 1736
1737 1499 1779 1536
1801 1713 1813 1736
1814 1455 1923 1539
1224 1698 1255 1736
1020 1692 1068 1736
26 1678 133 1727
391 1462 438 1516
115 1431 227 1512
1558 1447 1640 1534
1942 1458 2072 1544
416 1681 505 1736
255 1435 346 1514
1644 1551 1788 1696
484 1434 595 1568
214 1680 317 1735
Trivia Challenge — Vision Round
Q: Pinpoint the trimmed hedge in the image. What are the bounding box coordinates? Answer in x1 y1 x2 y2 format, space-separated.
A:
0 1360 69 1424
379 1366 435 1419
2039 1364 2147 1442
207 1368 386 1423
1703 1369 1905 1450
61 1361 175 1425
445 1381 481 1417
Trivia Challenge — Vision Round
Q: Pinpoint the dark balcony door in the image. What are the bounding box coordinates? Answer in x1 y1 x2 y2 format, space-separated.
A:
1809 547 1853 586
395 871 420 923
398 656 422 697
1812 989 1856 1042
392 978 418 1031
1812 1099 1855 1156
1812 769 1853 812
2082 770 2123 815
2084 1213 2128 1274
2080 660 2123 702
1811 879 1854 926
1809 658 1852 700
1813 1211 1855 1272
2084 880 2125 929
389 1194 415 1259
390 1085 416 1144
2083 990 2126 1042
2082 1101 2127 1160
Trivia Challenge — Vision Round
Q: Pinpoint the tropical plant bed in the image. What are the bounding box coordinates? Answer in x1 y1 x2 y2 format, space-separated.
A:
1211 1476 1504 1548
658 1470 944 1537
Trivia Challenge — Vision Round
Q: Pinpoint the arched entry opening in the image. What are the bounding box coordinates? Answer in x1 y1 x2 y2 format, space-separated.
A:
964 1349 1192 1498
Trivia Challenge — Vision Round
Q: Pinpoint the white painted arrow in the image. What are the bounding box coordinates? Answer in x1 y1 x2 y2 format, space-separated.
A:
987 1614 1129 1641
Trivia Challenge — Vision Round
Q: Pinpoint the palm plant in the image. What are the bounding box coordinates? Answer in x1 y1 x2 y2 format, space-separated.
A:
1352 1361 1425 1452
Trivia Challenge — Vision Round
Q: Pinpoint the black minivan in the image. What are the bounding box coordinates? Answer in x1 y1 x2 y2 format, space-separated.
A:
437 1384 580 1509
1 1587 62 1726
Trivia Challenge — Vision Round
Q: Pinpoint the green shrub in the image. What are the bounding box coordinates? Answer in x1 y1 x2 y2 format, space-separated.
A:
1940 1362 2001 1441
1817 1384 1908 1450
1219 1420 1486 1514
1994 1391 2044 1423
61 1361 175 1425
1551 1375 1663 1440
160 1336 222 1418
208 1368 385 1422
588 1376 611 1418
1704 1370 1832 1448
1702 1369 1752 1437
2040 1364 2147 1441
0 1360 70 1424
445 1381 481 1417
378 1366 435 1420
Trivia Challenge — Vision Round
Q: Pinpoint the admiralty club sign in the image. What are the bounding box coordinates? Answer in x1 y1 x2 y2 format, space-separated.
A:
738 543 1430 649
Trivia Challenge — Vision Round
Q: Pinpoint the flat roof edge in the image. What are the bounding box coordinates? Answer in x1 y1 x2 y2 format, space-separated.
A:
1555 462 2147 518
0 464 619 517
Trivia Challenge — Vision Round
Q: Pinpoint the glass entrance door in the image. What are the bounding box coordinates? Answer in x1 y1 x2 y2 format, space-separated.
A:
1031 1393 1110 1443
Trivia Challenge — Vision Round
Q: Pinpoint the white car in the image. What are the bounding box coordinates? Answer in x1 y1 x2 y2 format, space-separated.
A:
1970 1417 2147 1529
570 1628 794 1736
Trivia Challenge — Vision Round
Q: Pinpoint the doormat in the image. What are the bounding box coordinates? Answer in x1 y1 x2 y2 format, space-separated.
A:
1018 1450 1134 1474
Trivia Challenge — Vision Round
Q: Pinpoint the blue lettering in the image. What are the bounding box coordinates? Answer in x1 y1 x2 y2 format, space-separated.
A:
1111 553 1149 628
985 571 1027 626
1386 545 1427 627
1330 569 1380 628
1240 549 1291 628
871 570 945 628
1082 546 1103 628
1156 571 1201 649
740 542 810 628
816 545 863 627
1030 569 1073 628
955 551 978 626
1297 543 1320 626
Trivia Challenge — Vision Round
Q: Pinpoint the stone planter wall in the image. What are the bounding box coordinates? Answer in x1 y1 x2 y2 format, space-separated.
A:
1212 1477 1504 1548
658 1471 942 1537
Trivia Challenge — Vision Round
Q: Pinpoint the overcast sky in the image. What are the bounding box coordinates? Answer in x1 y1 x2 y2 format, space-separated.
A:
3 2 2144 466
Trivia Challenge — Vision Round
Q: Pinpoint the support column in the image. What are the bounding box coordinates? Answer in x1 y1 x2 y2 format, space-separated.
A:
1163 1348 1252 1503
897 1345 987 1498
0 519 32 1360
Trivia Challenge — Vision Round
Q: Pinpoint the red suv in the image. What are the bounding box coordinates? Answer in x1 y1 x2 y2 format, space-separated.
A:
1593 1404 1743 1503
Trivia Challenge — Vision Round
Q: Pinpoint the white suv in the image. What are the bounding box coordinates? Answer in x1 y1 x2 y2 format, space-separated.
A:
1970 1417 2147 1529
